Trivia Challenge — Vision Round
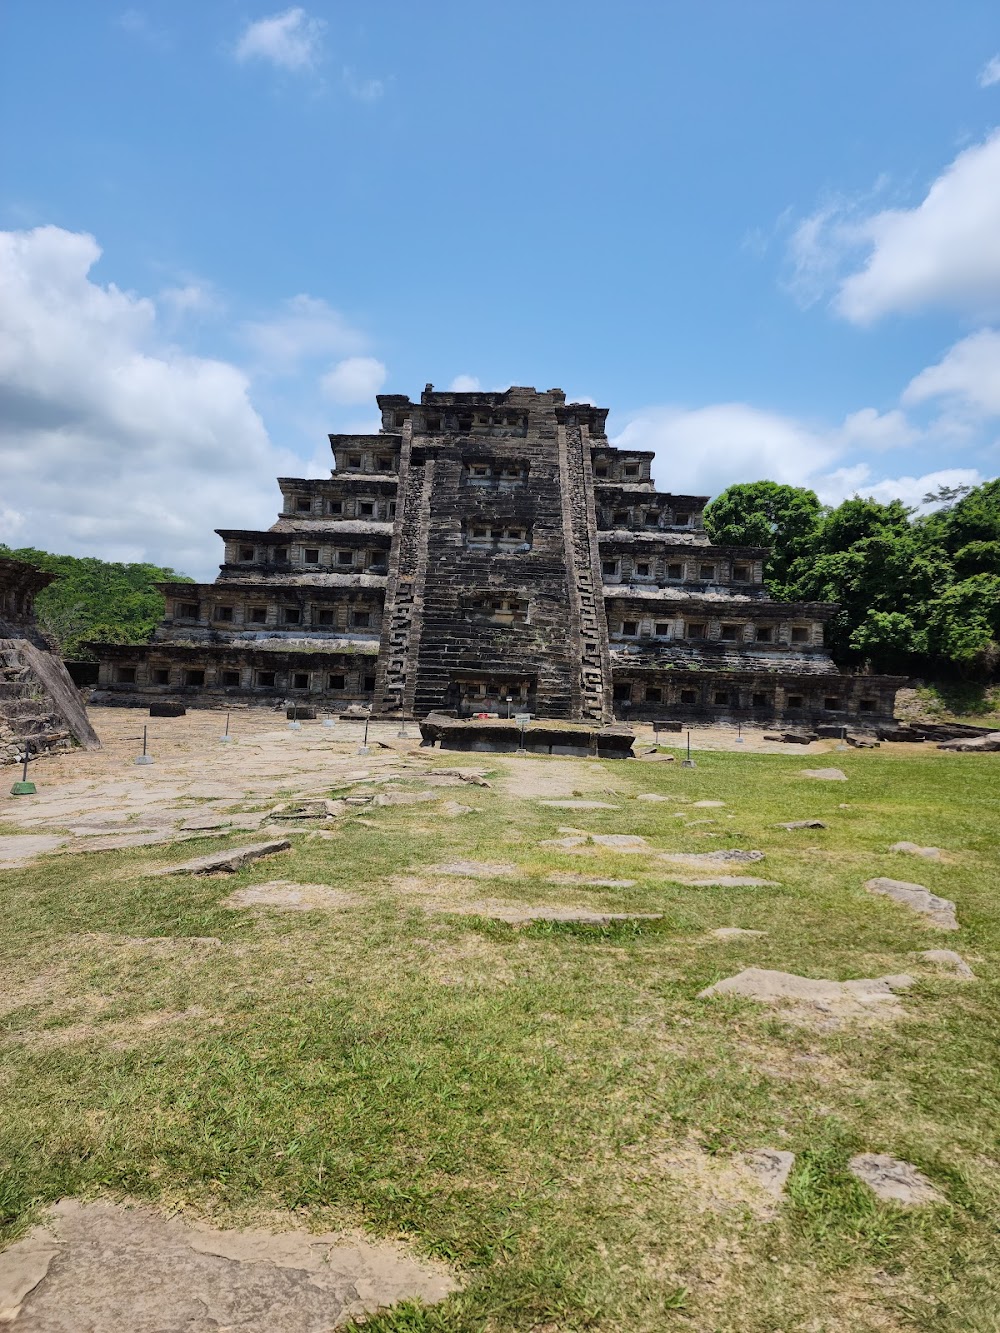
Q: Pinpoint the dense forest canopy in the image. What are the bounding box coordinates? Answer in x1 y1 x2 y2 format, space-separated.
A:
703 477 1000 679
0 545 193 661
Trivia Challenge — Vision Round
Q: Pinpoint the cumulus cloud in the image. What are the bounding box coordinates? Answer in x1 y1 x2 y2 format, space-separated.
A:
448 374 481 392
612 399 989 513
241 294 367 372
234 7 325 72
833 131 1000 322
615 403 840 497
903 328 1000 418
834 407 919 450
979 55 1000 88
320 355 386 403
816 465 985 510
0 226 299 580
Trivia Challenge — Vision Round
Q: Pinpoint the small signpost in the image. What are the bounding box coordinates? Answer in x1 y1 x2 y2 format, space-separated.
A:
288 702 301 731
514 712 531 754
358 715 372 755
220 711 233 743
10 744 35 796
735 721 744 745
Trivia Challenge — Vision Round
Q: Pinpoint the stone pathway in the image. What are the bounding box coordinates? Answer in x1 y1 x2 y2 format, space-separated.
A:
847 1154 945 1206
919 948 975 978
863 877 959 930
669 875 780 888
150 840 292 877
222 881 355 912
799 768 847 781
0 1199 457 1329
426 860 519 879
698 968 914 1018
737 1148 795 1197
434 901 663 927
889 841 944 860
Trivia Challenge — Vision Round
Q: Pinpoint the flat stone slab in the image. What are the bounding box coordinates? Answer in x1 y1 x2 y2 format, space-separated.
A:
710 927 768 939
658 850 765 868
427 860 519 879
672 876 781 888
864 877 958 930
698 967 914 1016
777 820 827 830
539 832 649 852
0 834 68 865
889 841 944 860
150 840 292 877
635 793 673 802
0 1198 457 1329
691 800 726 808
538 799 620 809
591 833 649 850
799 768 848 781
919 948 975 978
547 872 637 888
441 801 475 817
223 881 354 912
438 900 663 927
848 1154 945 1206
373 789 439 807
738 1148 795 1197
179 813 264 832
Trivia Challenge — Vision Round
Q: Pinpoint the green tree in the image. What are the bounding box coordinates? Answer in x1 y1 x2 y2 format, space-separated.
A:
702 481 822 592
925 575 1000 677
786 498 951 670
0 545 193 660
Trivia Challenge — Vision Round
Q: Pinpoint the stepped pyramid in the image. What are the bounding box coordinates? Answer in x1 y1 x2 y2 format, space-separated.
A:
91 385 902 726
0 558 100 765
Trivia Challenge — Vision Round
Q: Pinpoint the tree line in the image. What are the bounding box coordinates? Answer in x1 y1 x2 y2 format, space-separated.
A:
703 478 1000 679
0 545 192 661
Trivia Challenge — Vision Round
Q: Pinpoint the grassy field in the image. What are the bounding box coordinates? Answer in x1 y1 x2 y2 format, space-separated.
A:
1 743 999 1331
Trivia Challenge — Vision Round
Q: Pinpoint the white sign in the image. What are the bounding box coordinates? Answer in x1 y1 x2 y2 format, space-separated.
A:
514 713 532 726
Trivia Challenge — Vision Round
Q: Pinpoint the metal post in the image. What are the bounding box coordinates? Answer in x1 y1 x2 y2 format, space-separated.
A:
220 711 233 743
735 720 744 745
136 724 154 765
681 728 696 768
358 715 371 755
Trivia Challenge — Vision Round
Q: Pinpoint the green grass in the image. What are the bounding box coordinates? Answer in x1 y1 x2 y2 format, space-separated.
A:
1 747 999 1330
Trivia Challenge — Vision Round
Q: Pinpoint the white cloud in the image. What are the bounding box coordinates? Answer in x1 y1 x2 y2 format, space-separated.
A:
833 131 1000 322
242 294 367 372
342 67 385 102
615 403 840 498
234 7 325 72
0 225 299 580
448 374 481 392
834 407 919 450
979 55 1000 88
612 399 991 514
320 355 386 403
816 465 985 510
903 328 1000 418
159 283 221 317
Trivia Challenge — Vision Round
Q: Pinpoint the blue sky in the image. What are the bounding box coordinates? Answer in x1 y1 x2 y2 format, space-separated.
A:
2 1 999 578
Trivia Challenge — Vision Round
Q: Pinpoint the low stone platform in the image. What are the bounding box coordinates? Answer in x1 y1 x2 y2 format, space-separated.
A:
418 713 635 759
